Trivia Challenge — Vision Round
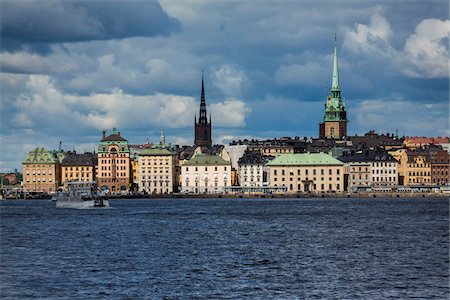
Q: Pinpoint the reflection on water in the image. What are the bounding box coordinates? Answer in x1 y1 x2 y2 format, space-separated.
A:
1 198 448 299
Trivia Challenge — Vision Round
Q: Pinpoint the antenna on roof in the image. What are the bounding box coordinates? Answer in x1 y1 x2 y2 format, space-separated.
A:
59 141 62 151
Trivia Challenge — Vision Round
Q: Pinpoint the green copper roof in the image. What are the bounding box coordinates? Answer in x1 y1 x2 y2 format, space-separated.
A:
267 153 343 166
184 154 230 166
22 148 63 164
140 146 174 156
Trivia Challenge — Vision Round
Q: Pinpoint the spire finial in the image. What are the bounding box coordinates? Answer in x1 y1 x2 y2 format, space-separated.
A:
160 130 165 145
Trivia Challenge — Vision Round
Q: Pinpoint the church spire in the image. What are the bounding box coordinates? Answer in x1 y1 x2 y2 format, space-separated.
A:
331 33 340 93
199 74 208 124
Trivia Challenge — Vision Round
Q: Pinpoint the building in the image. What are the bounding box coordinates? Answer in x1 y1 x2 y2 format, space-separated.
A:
391 149 432 186
267 153 344 193
137 133 178 194
181 154 231 193
404 136 449 149
339 151 398 192
61 153 97 188
194 76 212 147
319 38 347 139
97 128 131 193
22 148 65 192
129 143 151 191
238 152 265 187
431 149 450 185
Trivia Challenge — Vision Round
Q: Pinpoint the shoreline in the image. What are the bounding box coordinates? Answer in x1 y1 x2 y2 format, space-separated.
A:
2 193 448 200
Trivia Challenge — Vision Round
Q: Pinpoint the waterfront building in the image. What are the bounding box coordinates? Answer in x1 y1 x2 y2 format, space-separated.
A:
181 154 231 193
61 153 97 188
97 128 130 193
390 149 432 186
267 153 344 193
129 143 151 191
137 133 178 194
431 149 450 185
22 148 65 192
194 76 212 148
319 38 348 139
339 151 398 192
238 152 265 187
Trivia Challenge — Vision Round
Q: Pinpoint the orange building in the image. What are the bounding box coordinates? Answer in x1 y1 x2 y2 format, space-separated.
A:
97 128 131 193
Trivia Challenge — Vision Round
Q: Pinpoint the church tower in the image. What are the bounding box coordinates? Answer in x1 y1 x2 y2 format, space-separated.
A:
194 76 212 147
319 36 348 139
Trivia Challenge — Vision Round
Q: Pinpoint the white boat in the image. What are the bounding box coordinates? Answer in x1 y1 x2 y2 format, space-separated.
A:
55 181 109 209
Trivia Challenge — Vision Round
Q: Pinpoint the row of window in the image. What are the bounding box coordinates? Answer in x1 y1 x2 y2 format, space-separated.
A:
99 172 128 177
185 166 228 172
431 170 449 176
274 183 341 191
63 167 91 171
99 158 128 164
100 165 127 171
26 170 53 175
372 169 396 174
140 175 170 180
26 177 53 183
408 171 431 176
408 178 431 183
274 169 340 176
65 172 92 178
273 177 340 182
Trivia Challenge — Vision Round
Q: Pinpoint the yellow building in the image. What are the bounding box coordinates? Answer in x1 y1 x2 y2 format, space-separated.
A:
22 148 65 192
267 153 344 193
389 149 432 185
138 145 178 194
61 153 97 188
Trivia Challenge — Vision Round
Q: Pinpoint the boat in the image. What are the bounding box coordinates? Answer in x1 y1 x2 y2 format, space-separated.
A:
54 181 109 209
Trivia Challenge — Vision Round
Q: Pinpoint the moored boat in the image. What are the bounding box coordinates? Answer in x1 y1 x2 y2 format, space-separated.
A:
55 181 109 209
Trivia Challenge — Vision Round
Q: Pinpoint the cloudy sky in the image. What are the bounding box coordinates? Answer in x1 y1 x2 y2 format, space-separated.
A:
0 0 449 171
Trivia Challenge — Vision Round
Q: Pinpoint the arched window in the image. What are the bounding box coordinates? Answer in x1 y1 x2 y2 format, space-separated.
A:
330 127 335 138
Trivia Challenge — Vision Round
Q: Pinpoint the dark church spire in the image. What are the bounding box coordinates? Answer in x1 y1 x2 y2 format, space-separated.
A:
199 75 208 123
194 74 212 147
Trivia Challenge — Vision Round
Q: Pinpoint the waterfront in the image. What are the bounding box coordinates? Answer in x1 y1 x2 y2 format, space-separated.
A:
1 198 448 299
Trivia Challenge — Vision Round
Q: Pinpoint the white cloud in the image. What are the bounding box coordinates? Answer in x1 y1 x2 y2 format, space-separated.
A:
352 99 449 136
212 64 248 97
403 18 450 78
13 75 251 132
343 10 393 55
275 62 328 87
209 98 251 127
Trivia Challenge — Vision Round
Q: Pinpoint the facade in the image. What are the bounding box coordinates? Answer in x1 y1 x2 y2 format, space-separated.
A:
391 149 432 186
238 152 265 187
137 135 178 194
267 153 344 193
319 39 347 139
61 153 97 188
431 149 450 185
181 154 231 193
370 153 398 187
97 128 131 193
22 148 65 192
194 77 212 147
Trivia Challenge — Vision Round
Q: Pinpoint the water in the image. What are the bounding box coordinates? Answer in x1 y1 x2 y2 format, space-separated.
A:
1 198 448 299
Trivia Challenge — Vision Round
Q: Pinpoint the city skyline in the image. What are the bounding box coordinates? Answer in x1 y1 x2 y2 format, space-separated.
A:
1 0 449 171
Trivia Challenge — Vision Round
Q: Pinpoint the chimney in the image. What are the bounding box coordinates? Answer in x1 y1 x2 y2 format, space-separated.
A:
102 130 106 138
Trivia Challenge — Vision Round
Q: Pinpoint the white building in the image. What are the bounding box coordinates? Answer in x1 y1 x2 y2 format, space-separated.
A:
238 152 265 187
181 154 231 193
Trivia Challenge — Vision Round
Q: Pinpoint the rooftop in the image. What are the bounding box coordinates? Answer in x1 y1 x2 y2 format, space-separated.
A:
267 153 343 166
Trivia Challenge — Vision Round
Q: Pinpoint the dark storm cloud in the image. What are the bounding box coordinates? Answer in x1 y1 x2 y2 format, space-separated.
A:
0 0 179 53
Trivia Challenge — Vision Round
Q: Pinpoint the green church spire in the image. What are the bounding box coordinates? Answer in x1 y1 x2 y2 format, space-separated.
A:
331 33 340 92
323 34 347 123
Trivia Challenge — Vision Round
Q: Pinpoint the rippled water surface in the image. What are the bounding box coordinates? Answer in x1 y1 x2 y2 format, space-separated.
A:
1 198 448 299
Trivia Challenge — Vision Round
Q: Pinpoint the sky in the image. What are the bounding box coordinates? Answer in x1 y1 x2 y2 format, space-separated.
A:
0 0 449 171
